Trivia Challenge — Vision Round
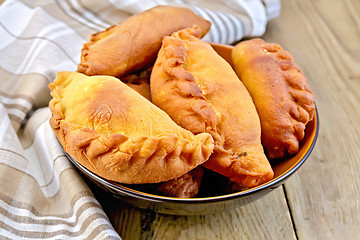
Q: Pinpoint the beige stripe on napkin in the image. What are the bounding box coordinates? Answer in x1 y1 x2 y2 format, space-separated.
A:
0 70 50 132
0 104 120 239
0 165 119 238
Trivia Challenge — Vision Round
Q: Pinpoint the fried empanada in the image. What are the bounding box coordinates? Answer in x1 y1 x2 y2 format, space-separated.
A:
156 167 204 198
78 5 211 78
150 26 274 188
121 71 204 198
123 71 203 198
121 68 202 198
231 38 315 159
124 78 151 101
49 71 214 184
122 68 152 101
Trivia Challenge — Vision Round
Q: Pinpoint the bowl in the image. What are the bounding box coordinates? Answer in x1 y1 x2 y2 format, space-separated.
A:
65 43 319 215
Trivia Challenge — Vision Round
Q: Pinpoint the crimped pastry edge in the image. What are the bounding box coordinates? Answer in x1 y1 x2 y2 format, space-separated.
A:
49 72 214 184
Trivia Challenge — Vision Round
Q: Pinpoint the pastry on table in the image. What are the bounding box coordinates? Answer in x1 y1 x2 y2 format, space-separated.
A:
49 71 214 184
231 38 315 159
150 26 274 188
78 5 211 78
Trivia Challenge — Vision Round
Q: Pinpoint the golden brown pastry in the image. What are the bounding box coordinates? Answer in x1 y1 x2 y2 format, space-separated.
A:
122 68 152 101
156 167 204 198
123 70 203 198
78 5 211 78
231 38 315 159
150 26 274 188
124 78 151 101
120 67 202 198
49 71 214 184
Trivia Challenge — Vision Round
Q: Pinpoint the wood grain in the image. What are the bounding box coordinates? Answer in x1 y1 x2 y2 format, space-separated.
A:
262 0 360 239
95 187 296 240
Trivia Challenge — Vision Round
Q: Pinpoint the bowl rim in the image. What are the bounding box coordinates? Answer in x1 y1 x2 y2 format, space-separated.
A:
66 105 319 204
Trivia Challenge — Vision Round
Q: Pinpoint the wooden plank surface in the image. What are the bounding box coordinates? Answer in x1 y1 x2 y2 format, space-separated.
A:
262 0 360 239
95 187 296 240
94 0 360 239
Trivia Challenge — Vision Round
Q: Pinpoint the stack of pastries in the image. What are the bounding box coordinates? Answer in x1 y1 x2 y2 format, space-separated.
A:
49 6 315 198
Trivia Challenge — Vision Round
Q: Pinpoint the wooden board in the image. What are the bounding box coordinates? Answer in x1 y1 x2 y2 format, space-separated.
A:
95 187 296 240
262 0 360 239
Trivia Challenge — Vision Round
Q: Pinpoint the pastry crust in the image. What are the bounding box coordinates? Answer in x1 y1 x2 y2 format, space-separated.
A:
49 71 214 184
77 5 211 78
122 70 202 198
125 78 151 101
156 167 204 198
150 27 273 188
122 68 152 101
231 38 315 159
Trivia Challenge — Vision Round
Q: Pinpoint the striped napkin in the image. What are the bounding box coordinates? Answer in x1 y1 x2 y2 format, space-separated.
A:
0 0 280 239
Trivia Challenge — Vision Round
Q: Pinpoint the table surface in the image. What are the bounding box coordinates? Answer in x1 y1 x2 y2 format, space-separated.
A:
92 0 360 239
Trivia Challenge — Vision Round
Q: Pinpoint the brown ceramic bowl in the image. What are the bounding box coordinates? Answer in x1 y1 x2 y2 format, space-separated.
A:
65 43 319 215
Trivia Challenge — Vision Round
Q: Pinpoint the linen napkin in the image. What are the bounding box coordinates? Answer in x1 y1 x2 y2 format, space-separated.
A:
0 0 280 239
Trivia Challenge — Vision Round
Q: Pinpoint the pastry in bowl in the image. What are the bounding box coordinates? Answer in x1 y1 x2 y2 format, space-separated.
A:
60 43 318 214
120 69 204 198
150 26 274 188
155 167 205 198
48 71 214 184
231 38 315 159
122 69 152 101
78 5 211 78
